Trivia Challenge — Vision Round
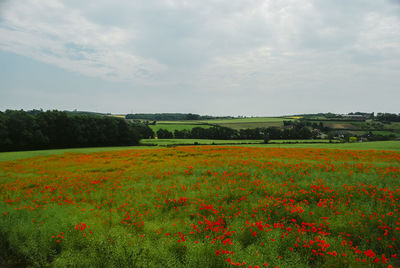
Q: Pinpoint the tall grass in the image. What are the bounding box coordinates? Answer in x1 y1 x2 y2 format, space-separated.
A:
0 146 399 267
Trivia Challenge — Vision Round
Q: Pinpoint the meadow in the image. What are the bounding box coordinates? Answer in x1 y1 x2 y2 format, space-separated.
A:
140 139 264 146
247 141 400 151
202 118 292 130
135 115 400 138
153 117 293 130
1 145 399 267
140 139 340 147
149 124 212 133
0 141 398 162
350 131 400 138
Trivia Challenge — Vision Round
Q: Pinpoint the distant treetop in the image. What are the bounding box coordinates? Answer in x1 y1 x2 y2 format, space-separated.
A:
125 113 233 121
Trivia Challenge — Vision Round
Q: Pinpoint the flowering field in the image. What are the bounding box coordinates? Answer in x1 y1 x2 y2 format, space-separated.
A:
0 146 399 267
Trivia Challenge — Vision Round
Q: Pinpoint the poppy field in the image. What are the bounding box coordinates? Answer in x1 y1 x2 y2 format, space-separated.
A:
1 146 399 267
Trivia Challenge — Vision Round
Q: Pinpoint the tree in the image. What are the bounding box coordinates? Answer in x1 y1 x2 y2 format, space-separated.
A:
263 133 270 144
174 129 190 139
0 110 142 152
157 129 173 139
131 123 154 139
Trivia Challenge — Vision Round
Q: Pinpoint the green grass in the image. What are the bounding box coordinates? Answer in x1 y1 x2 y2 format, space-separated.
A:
321 122 358 130
158 117 291 124
350 130 400 137
2 140 398 162
0 146 399 267
140 139 264 146
200 117 292 124
149 124 212 132
217 122 283 129
203 117 291 129
269 139 336 143
140 139 341 147
242 141 400 151
389 122 400 130
0 146 153 162
154 118 400 132
155 117 292 130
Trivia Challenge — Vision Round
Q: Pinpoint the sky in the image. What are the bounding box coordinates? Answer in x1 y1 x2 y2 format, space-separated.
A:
0 0 399 116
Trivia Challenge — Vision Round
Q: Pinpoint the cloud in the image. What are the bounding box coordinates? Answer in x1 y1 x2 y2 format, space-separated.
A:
0 0 165 82
0 0 399 114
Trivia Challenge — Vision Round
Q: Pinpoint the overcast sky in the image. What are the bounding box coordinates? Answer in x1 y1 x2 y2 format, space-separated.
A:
1 0 399 116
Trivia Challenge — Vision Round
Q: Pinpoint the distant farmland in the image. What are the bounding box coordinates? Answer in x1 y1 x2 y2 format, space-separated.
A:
149 124 212 132
128 114 400 140
152 117 294 130
139 139 338 147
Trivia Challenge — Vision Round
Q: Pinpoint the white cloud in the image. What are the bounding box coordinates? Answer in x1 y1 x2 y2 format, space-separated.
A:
0 0 165 82
0 0 399 114
356 12 400 51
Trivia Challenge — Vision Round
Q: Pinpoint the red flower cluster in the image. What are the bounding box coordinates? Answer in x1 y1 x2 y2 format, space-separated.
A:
1 146 399 267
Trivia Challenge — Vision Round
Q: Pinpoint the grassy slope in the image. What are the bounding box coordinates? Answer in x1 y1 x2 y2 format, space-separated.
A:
350 130 400 137
200 117 292 124
1 141 399 162
0 146 399 267
141 139 336 146
149 124 212 132
155 117 292 130
217 122 283 129
158 117 291 124
243 141 400 151
141 139 264 146
0 146 153 162
152 117 400 135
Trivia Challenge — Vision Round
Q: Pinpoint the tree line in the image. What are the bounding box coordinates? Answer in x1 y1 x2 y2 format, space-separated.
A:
126 113 232 121
156 124 314 141
0 110 152 152
376 113 400 122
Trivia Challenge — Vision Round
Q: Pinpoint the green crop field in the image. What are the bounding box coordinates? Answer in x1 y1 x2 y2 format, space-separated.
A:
269 139 337 143
350 131 400 137
149 124 212 132
140 139 341 147
1 146 399 267
152 117 400 135
216 122 283 130
140 139 264 146
154 117 293 130
243 141 400 151
388 122 400 131
202 117 292 129
1 141 398 163
320 122 358 130
158 117 292 124
0 146 153 162
201 117 293 124
149 121 204 124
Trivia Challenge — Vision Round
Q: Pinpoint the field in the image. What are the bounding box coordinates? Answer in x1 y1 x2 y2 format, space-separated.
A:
198 117 292 130
350 131 400 138
321 122 358 130
141 116 400 139
149 124 212 132
140 139 264 146
140 139 339 147
0 141 398 162
248 141 400 151
1 146 399 267
148 117 400 139
0 146 150 162
153 117 293 130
